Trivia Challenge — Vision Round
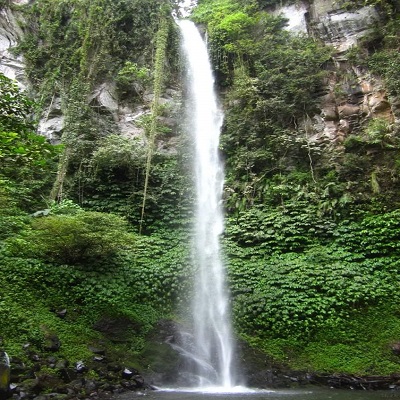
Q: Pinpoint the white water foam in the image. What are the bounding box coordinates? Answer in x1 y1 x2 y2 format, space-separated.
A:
159 386 275 394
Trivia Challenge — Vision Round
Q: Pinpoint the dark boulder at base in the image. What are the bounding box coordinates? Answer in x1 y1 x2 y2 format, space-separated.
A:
43 335 61 352
309 373 400 390
0 351 10 400
237 341 311 388
391 342 400 356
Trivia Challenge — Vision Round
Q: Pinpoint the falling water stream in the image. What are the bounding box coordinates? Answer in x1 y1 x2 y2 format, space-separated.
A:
178 20 235 389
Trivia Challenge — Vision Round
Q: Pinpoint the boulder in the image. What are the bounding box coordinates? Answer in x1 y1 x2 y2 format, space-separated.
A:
43 335 61 352
121 368 134 379
322 104 338 121
88 347 105 356
74 361 86 374
0 351 10 400
391 342 400 356
55 309 67 319
338 104 360 118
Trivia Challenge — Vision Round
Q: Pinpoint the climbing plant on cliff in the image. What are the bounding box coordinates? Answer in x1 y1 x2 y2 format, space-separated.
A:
18 0 173 98
140 15 170 234
17 0 180 216
193 0 332 210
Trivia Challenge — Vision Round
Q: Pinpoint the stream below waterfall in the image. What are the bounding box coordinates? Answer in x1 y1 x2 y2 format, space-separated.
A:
114 387 399 400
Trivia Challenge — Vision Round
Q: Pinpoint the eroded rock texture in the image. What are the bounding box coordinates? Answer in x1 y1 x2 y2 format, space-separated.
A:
274 0 397 145
0 1 397 149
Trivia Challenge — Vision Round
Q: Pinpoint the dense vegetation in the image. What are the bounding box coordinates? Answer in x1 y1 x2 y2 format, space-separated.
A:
193 0 400 375
13 0 189 232
0 0 190 384
1 0 400 389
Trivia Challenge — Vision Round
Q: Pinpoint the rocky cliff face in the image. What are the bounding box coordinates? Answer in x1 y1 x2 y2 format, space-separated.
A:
0 1 181 152
275 0 398 145
0 0 396 148
0 2 26 88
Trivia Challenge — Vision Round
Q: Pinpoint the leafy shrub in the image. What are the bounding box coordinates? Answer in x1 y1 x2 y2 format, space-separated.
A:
226 201 336 253
344 118 396 150
0 74 58 171
228 245 398 338
335 209 400 257
116 61 151 100
288 305 400 374
129 232 192 309
0 73 60 211
0 180 30 240
48 199 84 215
6 211 136 265
91 134 146 171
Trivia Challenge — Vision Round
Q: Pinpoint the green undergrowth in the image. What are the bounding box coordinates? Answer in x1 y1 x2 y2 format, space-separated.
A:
244 306 400 375
2 203 400 376
223 207 400 375
300 308 400 374
0 253 164 364
0 211 191 368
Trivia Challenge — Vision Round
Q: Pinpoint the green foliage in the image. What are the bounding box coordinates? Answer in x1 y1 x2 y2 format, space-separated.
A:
0 251 164 362
0 73 33 132
0 0 10 9
195 3 258 58
18 0 174 92
140 15 169 228
69 133 193 231
0 180 30 241
48 199 84 215
350 9 400 97
221 36 330 167
1 0 399 380
192 0 258 81
224 199 400 374
0 73 60 211
15 0 183 231
236 0 294 9
226 202 336 254
344 118 396 151
0 258 93 359
288 306 400 374
5 211 135 265
365 118 393 145
0 130 59 178
140 154 194 231
0 73 59 180
368 48 400 97
0 210 192 366
91 134 147 171
228 242 398 338
127 232 192 310
116 61 151 100
335 209 400 257
198 2 333 208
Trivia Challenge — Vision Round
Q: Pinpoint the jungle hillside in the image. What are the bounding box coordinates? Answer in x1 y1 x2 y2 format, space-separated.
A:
1 0 400 396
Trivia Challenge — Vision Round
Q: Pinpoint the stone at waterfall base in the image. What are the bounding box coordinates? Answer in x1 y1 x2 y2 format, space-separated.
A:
0 351 10 400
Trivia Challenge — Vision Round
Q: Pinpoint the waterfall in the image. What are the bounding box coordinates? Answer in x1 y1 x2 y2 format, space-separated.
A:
178 20 236 389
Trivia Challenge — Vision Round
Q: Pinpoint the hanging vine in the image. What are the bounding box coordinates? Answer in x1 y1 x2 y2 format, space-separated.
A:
139 15 170 234
19 0 168 204
49 80 92 201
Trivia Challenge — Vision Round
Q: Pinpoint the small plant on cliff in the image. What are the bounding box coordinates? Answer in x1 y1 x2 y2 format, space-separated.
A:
116 61 151 100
